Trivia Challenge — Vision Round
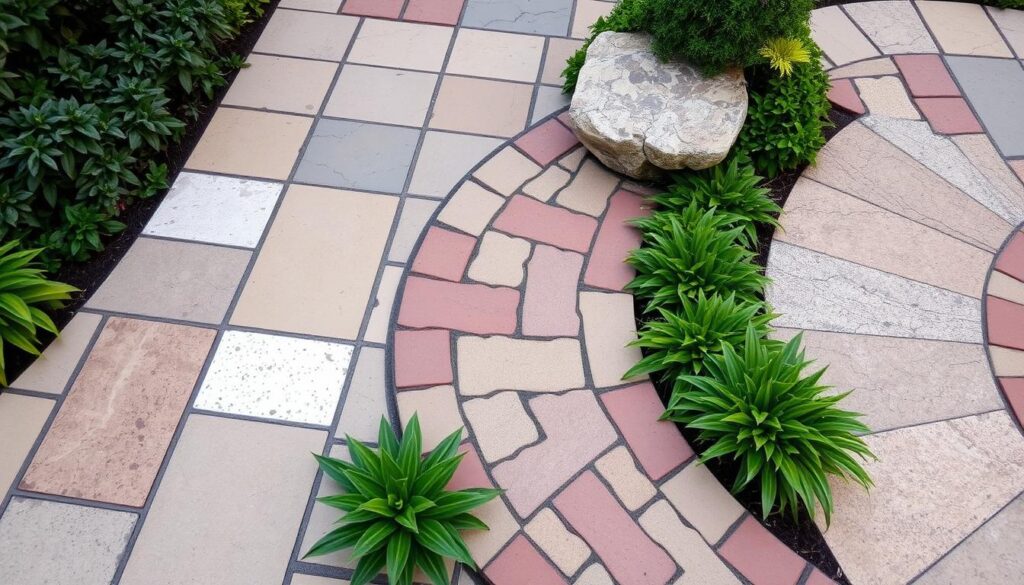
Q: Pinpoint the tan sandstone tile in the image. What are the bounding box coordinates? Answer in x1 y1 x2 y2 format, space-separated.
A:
185 108 312 180
364 265 403 344
437 182 506 236
223 54 337 114
448 29 544 82
579 292 644 388
467 231 532 287
843 1 938 54
253 9 357 60
396 385 464 451
474 147 542 195
430 76 533 138
828 56 898 79
558 147 587 172
523 166 571 201
991 345 1024 376
12 312 101 394
576 564 614 585
572 0 615 38
0 394 53 495
989 271 1024 305
463 392 539 462
231 185 397 339
524 508 591 575
917 1 1013 57
348 20 454 72
556 159 620 216
542 38 585 85
810 6 881 65
988 5 1024 56
324 65 437 127
464 497 518 566
595 446 656 511
457 336 585 395
639 500 741 585
661 460 745 543
855 76 920 119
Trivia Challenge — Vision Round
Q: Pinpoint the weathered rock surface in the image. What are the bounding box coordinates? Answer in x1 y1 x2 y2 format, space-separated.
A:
569 32 747 179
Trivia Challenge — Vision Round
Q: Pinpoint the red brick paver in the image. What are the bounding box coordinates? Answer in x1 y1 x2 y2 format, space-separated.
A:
493 195 598 253
827 79 866 115
719 516 807 585
996 232 1024 282
393 328 453 388
987 296 1024 351
894 54 960 97
916 97 983 134
404 0 465 25
585 190 648 291
601 383 694 480
397 276 520 334
486 535 568 585
515 118 580 166
411 226 477 281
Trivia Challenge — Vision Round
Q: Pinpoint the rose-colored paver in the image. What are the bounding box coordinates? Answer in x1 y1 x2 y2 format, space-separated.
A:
522 245 583 336
447 443 492 491
996 232 1024 281
393 328 452 388
719 517 807 585
827 78 865 114
404 0 465 26
342 0 403 18
515 118 580 166
601 383 693 480
916 97 984 134
585 190 647 291
894 54 960 97
411 227 477 281
987 296 1024 351
493 195 598 253
398 276 520 334
486 535 568 585
1000 378 1024 422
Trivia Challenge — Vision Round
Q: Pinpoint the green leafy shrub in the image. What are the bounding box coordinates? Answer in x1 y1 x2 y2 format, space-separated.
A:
0 240 77 385
663 328 874 523
307 416 501 585
223 0 269 30
986 0 1024 8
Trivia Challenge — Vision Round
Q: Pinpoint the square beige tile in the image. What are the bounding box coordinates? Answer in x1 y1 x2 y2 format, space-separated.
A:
253 9 358 60
222 54 337 115
347 19 454 72
430 76 533 137
185 108 312 180
542 37 584 85
231 185 398 340
278 0 341 11
571 0 615 38
12 312 102 394
324 64 437 127
447 29 545 82
0 394 53 495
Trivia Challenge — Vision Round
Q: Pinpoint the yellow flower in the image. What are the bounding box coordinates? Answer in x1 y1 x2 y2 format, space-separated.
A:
759 37 811 76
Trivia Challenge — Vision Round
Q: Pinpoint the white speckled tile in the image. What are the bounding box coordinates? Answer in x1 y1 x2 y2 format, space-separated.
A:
194 330 352 425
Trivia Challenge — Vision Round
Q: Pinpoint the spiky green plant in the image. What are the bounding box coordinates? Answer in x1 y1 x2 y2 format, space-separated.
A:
0 240 77 385
306 416 501 585
663 328 874 524
759 37 811 76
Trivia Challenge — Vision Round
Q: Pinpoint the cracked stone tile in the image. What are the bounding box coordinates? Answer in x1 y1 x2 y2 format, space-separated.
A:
809 6 880 65
294 119 420 193
595 446 656 511
917 0 1012 57
947 56 1024 158
854 76 920 119
467 231 532 287
463 392 538 462
843 1 937 54
828 56 898 79
524 508 591 575
462 0 573 36
639 500 740 585
457 336 585 395
765 242 982 342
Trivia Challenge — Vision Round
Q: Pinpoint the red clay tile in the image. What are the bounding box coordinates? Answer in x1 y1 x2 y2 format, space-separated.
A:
988 296 1024 351
719 516 806 585
448 443 493 491
492 195 598 253
916 97 983 134
485 535 568 585
554 471 676 585
411 226 477 281
342 0 403 18
894 55 960 97
585 190 648 291
522 245 583 336
827 79 865 115
1000 378 1024 424
996 232 1024 282
515 119 580 166
601 382 693 480
398 276 520 334
805 568 838 585
393 328 453 388
404 0 465 25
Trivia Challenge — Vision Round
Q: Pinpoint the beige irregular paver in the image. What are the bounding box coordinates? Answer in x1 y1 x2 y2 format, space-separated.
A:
661 461 744 544
988 5 1024 56
639 500 741 585
524 508 592 575
828 56 898 79
437 182 507 236
843 1 938 54
558 147 587 172
990 345 1024 376
917 1 1013 57
253 9 357 60
364 265 403 344
395 385 463 451
185 108 312 180
463 497 518 567
576 564 614 585
457 336 585 395
810 6 881 65
773 328 1002 432
989 271 1024 305
579 292 643 388
777 178 992 298
467 231 532 287
595 446 656 511
473 146 542 195
543 38 585 85
822 411 1024 585
555 159 620 217
463 392 539 462
0 394 52 495
222 54 337 114
231 185 397 340
854 76 920 119
347 19 454 72
12 312 101 394
447 28 545 82
523 166 571 201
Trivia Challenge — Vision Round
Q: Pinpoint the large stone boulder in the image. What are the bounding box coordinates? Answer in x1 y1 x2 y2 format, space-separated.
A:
569 32 748 180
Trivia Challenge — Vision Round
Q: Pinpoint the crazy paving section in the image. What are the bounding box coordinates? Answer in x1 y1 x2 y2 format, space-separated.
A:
389 115 835 585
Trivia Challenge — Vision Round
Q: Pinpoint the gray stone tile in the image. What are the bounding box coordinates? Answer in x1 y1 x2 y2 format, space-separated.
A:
0 497 137 585
462 0 573 36
294 119 420 193
408 131 502 198
946 57 1024 157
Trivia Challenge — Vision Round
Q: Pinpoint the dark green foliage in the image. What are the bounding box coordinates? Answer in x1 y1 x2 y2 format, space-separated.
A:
985 0 1024 8
222 0 269 30
663 328 874 523
0 0 256 267
307 416 501 585
561 0 646 93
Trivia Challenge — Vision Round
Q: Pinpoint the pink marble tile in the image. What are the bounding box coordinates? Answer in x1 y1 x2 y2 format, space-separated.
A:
522 245 583 336
916 97 983 134
515 119 580 166
601 383 693 480
398 276 520 334
394 328 453 388
404 0 463 25
827 78 865 115
987 296 1024 351
585 190 648 291
342 0 403 18
894 54 960 97
448 443 493 490
719 516 806 585
411 226 477 281
554 471 676 585
493 195 597 253
1000 378 1024 423
485 535 568 585
996 232 1024 282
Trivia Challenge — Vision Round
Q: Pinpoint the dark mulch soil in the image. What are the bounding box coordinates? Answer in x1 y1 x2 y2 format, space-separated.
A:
2 1 281 385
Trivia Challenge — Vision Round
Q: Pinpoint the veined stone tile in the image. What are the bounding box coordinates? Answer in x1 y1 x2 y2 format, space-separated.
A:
516 118 579 166
389 198 441 262
996 232 1024 281
0 497 136 585
468 231 532 287
804 122 1009 251
121 415 325 585
463 392 538 462
854 76 920 119
457 336 585 395
595 447 656 511
639 500 740 585
524 509 591 575
719 517 806 585
405 0 465 26
493 195 598 253
916 97 984 134
0 394 52 495
989 271 1024 305
765 242 982 342
778 178 992 298
988 6 1024 56
324 65 437 127
223 54 337 114
195 330 352 426
396 385 463 451
828 56 897 79
485 535 567 584
493 391 615 516
463 496 519 566
294 119 420 193
410 132 503 198
462 0 573 36
397 276 520 334
579 292 644 388
21 318 214 507
947 56 1024 157
576 564 614 585
474 146 543 196
602 383 693 481
843 1 937 54
364 265 402 344
542 38 585 85
523 165 571 201
820 411 1024 585
661 461 744 544
347 19 454 72
773 328 1002 432
253 9 358 60
810 6 880 65
987 296 1024 350
953 134 1024 224
394 329 452 388
143 172 282 248
336 347 389 442
412 226 477 281
438 182 506 236
532 86 572 125
991 345 1024 376
522 245 583 337
431 76 534 138
185 107 312 180
894 54 960 97
12 311 101 394
917 1 1012 57
448 28 544 82
555 159 619 216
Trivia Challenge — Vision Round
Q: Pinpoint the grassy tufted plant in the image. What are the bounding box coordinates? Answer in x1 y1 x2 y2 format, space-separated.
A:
306 415 501 585
663 328 874 524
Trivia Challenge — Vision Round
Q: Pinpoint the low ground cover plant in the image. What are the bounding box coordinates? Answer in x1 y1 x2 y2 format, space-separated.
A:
307 416 501 585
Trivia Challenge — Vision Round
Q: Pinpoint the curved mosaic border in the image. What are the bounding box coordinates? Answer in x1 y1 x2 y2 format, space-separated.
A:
983 223 1024 430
